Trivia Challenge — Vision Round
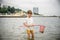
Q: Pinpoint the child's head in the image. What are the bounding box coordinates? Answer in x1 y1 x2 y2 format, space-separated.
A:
27 10 32 18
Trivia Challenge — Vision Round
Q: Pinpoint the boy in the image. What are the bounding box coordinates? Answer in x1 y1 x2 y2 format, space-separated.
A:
23 10 34 39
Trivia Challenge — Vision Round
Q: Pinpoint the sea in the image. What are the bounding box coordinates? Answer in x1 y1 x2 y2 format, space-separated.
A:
0 16 60 40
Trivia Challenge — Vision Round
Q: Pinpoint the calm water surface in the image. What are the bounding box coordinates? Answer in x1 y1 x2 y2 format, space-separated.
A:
0 17 60 40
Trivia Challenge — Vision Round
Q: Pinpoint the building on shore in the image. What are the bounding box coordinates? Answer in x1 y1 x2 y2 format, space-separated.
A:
33 7 39 15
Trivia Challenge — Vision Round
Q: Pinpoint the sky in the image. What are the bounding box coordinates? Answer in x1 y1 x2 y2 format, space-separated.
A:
1 0 60 16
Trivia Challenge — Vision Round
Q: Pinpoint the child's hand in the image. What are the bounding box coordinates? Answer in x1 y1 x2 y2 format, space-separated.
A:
32 24 35 26
29 24 35 27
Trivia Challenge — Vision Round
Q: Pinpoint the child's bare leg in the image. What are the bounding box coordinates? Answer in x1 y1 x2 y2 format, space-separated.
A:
27 30 30 38
30 30 34 38
27 33 30 38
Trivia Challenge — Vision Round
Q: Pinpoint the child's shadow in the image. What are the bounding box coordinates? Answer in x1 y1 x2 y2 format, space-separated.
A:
27 38 34 40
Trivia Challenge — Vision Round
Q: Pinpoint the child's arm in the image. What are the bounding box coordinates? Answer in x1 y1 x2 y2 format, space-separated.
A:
23 22 34 27
23 22 28 27
28 24 35 27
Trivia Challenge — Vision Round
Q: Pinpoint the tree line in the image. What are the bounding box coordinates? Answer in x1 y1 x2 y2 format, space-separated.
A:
0 6 22 15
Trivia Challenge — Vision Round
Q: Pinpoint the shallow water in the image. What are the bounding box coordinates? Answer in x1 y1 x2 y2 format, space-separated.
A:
0 17 60 40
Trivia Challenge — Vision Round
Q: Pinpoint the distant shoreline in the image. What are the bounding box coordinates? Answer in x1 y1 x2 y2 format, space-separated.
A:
0 16 60 18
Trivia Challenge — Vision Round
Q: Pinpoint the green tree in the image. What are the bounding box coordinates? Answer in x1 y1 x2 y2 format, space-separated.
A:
7 6 15 14
0 6 8 14
10 7 15 13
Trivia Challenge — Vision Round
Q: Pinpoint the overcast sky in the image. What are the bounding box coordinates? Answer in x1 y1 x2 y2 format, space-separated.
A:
1 0 60 16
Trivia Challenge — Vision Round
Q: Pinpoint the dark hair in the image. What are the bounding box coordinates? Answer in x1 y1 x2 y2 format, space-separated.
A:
27 10 32 14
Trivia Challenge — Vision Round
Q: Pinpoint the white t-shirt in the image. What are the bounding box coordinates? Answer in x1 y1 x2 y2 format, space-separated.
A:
24 17 34 30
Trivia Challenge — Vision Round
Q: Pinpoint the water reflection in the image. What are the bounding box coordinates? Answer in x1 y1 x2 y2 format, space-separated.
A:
27 38 34 40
